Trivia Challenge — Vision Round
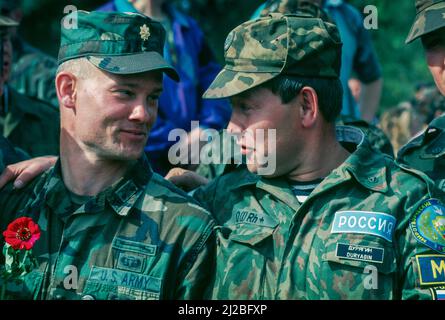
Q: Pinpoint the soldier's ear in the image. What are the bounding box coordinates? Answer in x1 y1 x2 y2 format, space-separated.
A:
55 72 77 109
298 86 318 128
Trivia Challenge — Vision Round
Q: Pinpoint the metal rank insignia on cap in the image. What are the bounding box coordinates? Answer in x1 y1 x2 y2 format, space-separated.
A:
140 24 150 41
410 198 445 254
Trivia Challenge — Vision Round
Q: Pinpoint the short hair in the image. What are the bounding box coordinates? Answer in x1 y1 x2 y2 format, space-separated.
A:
56 57 96 79
259 75 343 123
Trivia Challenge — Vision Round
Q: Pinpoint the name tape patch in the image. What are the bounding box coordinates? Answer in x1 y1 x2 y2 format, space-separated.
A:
416 255 445 286
88 266 161 293
231 210 278 228
331 211 396 242
335 243 384 264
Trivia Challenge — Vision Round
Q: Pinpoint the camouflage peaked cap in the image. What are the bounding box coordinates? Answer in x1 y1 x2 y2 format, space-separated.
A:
203 13 342 99
58 11 179 81
406 0 445 43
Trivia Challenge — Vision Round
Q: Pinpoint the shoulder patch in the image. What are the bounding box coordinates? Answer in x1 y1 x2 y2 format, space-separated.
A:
430 286 445 300
410 199 445 253
331 211 395 242
416 255 445 286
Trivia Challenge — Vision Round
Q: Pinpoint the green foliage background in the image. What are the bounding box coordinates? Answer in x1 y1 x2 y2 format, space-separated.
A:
348 0 433 113
18 0 433 114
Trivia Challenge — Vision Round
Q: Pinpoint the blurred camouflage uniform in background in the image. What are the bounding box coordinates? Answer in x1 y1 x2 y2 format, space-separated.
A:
0 1 59 157
398 114 445 192
0 86 60 157
0 134 28 171
1 0 58 107
0 13 29 170
194 12 445 299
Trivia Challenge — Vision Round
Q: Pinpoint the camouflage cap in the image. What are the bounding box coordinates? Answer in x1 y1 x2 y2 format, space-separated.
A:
203 13 342 99
406 0 445 43
58 11 179 81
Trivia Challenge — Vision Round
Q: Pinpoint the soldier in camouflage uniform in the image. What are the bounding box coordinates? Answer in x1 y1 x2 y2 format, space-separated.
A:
259 0 392 156
0 11 215 300
0 9 59 158
191 13 445 299
193 0 391 181
0 0 58 106
398 0 445 194
0 14 29 171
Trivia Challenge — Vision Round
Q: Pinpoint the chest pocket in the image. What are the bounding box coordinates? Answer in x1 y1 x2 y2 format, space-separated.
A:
319 234 397 299
227 224 276 246
83 238 162 300
5 269 44 300
213 222 278 300
216 223 277 261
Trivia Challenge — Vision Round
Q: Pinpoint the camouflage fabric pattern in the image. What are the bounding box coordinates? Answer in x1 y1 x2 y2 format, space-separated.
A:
58 11 178 80
193 126 442 299
398 114 445 193
338 116 394 157
0 135 28 171
0 86 59 157
0 2 58 106
259 0 332 22
195 131 243 180
0 156 216 300
9 52 58 107
406 0 445 43
203 13 342 99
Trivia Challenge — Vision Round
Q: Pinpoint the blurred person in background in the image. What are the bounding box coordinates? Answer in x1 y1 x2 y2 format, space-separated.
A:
348 77 361 104
0 10 59 158
0 0 58 107
379 102 425 154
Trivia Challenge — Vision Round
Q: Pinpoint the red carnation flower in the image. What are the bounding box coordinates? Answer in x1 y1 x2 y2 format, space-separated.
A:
2 217 41 250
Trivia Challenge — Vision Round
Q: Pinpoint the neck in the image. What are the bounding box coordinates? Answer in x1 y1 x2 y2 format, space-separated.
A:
60 137 131 196
287 125 350 182
134 0 165 20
